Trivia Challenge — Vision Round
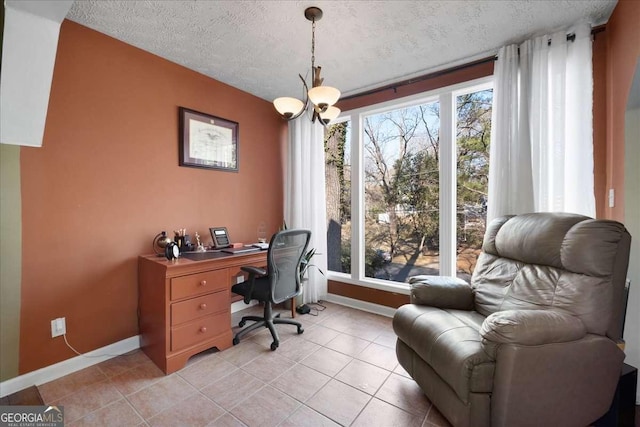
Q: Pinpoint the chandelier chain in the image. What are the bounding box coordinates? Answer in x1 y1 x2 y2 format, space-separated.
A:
311 18 316 72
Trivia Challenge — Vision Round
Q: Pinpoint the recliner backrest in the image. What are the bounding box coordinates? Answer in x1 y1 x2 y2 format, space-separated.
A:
471 212 631 340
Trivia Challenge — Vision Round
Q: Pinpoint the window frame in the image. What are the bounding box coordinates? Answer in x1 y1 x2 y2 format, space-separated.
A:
327 76 493 294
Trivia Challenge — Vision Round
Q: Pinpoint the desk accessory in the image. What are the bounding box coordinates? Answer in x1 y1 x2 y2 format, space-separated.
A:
164 242 179 260
152 231 173 256
210 227 231 248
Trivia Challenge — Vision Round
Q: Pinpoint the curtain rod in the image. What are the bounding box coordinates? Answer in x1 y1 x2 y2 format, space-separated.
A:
340 25 605 102
339 55 495 102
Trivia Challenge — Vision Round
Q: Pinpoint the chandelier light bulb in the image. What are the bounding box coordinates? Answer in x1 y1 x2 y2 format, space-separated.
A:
274 97 305 119
308 86 341 112
320 106 341 124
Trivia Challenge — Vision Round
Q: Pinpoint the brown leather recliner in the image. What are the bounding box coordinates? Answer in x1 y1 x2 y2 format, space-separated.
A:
393 212 631 427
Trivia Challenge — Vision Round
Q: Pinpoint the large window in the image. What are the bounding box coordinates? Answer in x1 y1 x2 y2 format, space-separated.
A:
325 79 492 288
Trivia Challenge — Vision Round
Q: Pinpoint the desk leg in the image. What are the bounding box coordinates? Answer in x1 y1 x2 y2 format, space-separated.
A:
291 298 296 318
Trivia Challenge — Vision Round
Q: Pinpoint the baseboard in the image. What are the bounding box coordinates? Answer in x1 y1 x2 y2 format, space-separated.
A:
325 293 397 318
0 335 140 398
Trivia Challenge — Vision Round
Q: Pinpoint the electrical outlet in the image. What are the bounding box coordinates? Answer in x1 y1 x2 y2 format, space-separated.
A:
608 189 615 208
51 317 66 338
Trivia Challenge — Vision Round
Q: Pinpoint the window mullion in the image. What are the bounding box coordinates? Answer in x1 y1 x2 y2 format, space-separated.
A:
439 92 457 277
351 116 364 280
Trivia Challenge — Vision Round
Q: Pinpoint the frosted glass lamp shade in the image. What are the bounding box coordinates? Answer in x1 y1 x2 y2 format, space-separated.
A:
308 86 340 112
319 106 341 125
274 97 305 119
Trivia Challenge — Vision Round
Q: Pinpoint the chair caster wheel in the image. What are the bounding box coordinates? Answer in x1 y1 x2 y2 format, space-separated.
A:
297 327 304 334
239 320 246 327
270 342 279 351
233 337 240 345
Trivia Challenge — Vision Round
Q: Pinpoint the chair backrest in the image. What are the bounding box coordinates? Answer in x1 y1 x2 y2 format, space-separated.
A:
267 229 312 304
471 212 631 340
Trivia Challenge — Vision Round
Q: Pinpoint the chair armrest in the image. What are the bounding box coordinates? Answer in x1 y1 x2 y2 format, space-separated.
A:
241 266 267 276
481 310 587 346
409 275 474 309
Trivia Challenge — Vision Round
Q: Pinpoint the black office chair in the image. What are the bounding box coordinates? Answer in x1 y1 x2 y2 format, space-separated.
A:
231 229 311 350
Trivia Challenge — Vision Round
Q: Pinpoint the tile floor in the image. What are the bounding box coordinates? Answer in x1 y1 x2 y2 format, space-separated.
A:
37 302 452 427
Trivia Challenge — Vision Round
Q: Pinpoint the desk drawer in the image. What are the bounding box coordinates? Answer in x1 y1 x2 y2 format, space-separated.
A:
171 291 228 326
171 269 228 301
171 312 228 352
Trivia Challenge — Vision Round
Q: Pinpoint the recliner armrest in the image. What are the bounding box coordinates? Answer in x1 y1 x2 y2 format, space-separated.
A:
241 266 267 276
480 309 587 346
409 275 474 309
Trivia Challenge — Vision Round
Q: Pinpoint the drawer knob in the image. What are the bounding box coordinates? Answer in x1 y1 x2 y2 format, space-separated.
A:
200 280 207 286
199 326 207 333
199 303 207 310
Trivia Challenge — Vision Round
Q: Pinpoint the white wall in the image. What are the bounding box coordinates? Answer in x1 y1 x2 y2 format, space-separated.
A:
0 1 73 147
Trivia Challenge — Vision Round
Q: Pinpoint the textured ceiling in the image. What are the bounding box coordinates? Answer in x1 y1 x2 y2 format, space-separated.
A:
66 0 617 102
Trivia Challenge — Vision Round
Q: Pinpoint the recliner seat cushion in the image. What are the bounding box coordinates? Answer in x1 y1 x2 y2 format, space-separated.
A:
393 305 495 402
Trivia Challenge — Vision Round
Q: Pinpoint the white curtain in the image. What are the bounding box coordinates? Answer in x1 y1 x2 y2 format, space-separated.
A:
284 117 328 303
488 23 595 223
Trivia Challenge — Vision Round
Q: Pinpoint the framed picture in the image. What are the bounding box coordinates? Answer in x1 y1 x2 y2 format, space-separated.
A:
179 107 239 171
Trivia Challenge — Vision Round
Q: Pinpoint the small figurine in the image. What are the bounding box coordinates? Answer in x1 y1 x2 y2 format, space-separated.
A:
195 231 206 252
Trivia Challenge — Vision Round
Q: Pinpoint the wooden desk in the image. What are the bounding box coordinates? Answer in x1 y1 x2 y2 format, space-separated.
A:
138 251 267 374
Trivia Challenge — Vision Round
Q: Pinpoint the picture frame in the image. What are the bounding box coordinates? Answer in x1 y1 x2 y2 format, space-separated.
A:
179 107 239 171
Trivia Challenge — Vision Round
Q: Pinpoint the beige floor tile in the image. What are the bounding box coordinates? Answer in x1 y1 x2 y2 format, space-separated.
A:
147 393 225 427
423 405 453 427
245 328 281 348
394 363 412 378
201 370 264 411
39 366 108 403
300 347 352 377
229 385 300 427
352 397 424 427
206 412 247 427
335 359 391 395
109 358 165 396
270 363 330 402
67 397 143 427
96 350 151 378
178 354 239 389
306 379 371 426
318 314 352 333
301 324 341 346
276 336 321 362
240 351 292 382
219 340 270 366
51 379 122 423
356 342 399 371
341 324 382 341
373 331 398 349
375 373 431 417
280 405 340 427
325 333 371 357
126 375 197 420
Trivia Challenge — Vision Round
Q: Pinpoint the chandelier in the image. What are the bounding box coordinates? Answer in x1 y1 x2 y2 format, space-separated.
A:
273 7 341 125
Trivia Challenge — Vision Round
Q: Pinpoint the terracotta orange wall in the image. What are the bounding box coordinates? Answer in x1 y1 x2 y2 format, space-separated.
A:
19 21 286 373
603 0 640 221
